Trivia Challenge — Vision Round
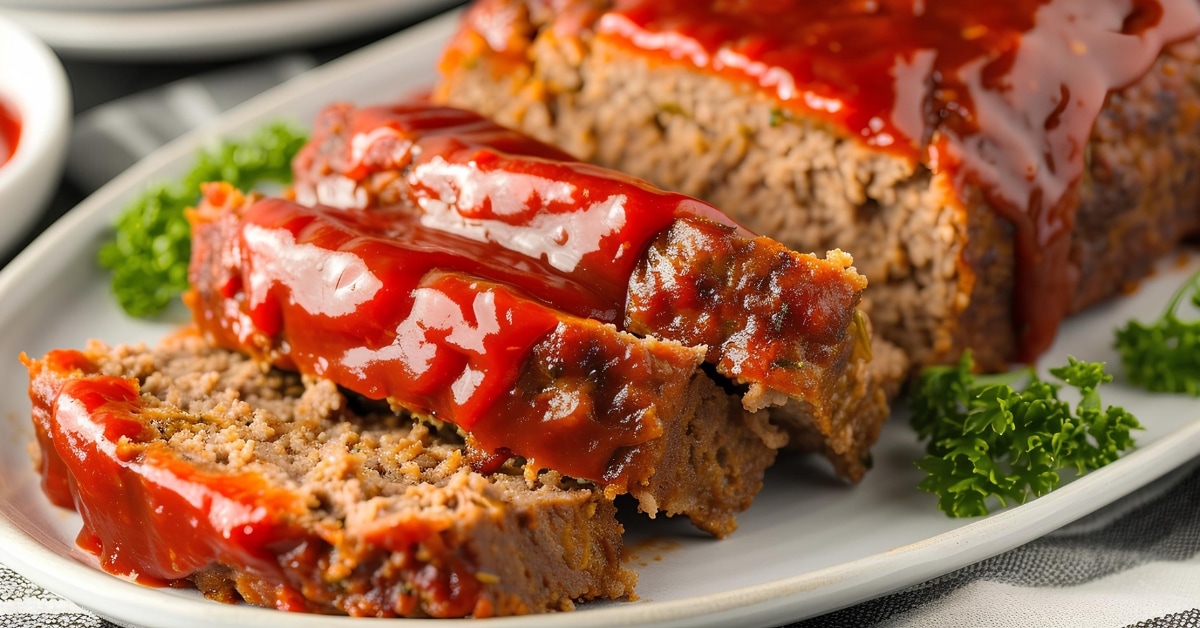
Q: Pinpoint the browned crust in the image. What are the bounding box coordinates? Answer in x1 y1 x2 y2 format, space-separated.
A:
947 184 1016 373
625 215 897 480
1071 40 1200 311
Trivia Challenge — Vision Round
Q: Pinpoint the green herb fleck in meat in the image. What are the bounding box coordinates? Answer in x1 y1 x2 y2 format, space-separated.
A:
768 108 787 127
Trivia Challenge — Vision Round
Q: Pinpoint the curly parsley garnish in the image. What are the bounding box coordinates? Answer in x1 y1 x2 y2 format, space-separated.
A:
98 122 308 317
1114 266 1200 395
910 353 1141 518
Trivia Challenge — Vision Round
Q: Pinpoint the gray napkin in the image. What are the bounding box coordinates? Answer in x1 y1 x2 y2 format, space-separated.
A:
66 54 314 191
797 460 1200 627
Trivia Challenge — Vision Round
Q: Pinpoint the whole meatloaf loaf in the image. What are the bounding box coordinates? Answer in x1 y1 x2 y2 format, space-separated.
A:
23 330 634 617
434 0 1200 371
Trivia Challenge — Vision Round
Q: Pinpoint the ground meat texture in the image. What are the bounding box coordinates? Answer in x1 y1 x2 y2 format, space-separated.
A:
433 0 1200 372
22 330 636 617
186 184 775 536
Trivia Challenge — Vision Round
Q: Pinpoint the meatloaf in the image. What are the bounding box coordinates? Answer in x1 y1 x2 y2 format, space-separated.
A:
23 330 634 617
434 0 1200 371
187 183 777 537
287 101 906 480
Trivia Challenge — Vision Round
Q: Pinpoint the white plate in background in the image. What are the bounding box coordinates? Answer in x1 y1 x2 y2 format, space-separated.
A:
0 0 237 11
0 0 465 61
0 13 70 259
2 10 1200 628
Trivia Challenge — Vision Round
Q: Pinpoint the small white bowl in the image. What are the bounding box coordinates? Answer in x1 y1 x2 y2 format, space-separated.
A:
0 14 71 258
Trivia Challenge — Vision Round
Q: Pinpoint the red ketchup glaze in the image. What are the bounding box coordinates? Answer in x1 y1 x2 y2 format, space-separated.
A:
23 347 493 616
205 196 567 414
189 188 691 483
0 97 20 168
290 102 868 427
23 350 311 607
292 102 750 324
466 0 1200 361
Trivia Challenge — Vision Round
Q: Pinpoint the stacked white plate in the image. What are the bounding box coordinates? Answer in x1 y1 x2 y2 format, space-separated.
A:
0 0 465 61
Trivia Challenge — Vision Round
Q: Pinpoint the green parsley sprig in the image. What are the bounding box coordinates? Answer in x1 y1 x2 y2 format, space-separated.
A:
910 353 1141 518
98 122 308 317
1114 266 1200 395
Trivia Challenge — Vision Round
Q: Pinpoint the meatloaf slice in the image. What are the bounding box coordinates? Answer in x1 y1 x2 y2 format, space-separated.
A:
23 330 635 617
434 0 1200 371
289 101 904 480
186 184 773 537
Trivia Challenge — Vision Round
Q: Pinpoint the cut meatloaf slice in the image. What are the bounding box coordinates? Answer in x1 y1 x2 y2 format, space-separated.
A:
23 330 635 617
290 101 905 481
630 215 907 479
186 183 773 537
434 0 1200 371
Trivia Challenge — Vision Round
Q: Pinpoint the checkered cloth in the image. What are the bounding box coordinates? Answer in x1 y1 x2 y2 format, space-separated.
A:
4 48 1200 628
794 460 1200 627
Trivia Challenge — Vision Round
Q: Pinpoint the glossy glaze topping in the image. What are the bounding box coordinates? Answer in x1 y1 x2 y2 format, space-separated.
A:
453 0 1200 361
292 102 868 416
292 103 747 323
187 184 702 485
0 97 20 168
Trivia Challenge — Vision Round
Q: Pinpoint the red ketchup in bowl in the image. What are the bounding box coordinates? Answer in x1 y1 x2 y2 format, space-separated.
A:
0 98 21 168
